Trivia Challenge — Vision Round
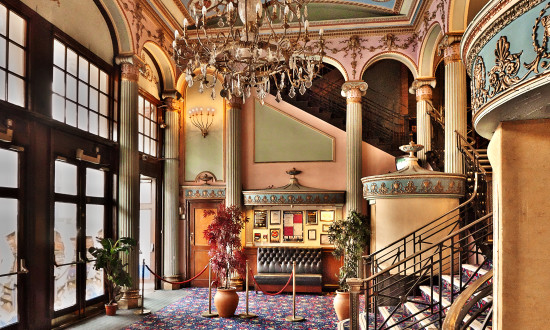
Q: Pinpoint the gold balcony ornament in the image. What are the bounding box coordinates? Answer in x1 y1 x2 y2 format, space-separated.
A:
189 106 215 137
173 0 325 105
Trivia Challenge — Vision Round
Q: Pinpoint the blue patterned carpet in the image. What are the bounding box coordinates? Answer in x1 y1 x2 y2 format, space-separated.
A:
125 288 340 329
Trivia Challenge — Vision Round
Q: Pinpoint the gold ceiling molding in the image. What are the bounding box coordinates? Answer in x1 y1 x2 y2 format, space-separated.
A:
311 0 397 13
328 35 369 78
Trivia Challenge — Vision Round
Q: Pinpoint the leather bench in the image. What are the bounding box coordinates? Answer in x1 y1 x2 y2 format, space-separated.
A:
254 247 323 293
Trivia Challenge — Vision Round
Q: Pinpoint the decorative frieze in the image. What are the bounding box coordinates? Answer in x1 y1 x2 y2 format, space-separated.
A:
243 191 345 206
184 187 226 199
362 176 465 199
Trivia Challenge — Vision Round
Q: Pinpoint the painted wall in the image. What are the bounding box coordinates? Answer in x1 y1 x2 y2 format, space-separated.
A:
242 93 396 191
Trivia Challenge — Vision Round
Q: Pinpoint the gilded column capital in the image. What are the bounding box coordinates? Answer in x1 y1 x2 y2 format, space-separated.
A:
409 78 436 102
439 33 463 65
116 54 144 82
341 81 368 104
228 96 243 109
162 90 181 112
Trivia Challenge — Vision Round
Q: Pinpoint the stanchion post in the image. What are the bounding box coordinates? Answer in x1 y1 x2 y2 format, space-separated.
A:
239 260 257 319
285 261 304 322
202 259 218 317
134 259 151 315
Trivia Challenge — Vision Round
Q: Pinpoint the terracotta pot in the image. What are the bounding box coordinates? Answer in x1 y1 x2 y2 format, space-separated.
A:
214 287 239 318
105 303 118 316
333 290 350 321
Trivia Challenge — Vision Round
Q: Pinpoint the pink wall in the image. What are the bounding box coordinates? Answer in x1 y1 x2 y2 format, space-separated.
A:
242 93 396 191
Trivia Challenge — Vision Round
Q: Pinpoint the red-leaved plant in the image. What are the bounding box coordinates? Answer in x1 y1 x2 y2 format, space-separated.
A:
203 204 248 289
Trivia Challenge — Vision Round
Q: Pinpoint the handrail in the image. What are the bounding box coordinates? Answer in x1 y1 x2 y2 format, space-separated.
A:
456 130 489 175
442 269 493 330
363 173 479 272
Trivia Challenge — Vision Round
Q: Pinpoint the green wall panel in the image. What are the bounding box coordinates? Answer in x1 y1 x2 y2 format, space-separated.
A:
255 101 334 162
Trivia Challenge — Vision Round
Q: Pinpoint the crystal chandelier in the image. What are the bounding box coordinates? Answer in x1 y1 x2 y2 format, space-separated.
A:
172 0 325 104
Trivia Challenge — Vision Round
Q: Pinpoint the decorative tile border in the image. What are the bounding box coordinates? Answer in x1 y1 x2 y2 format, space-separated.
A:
183 187 226 199
243 191 345 206
362 175 465 199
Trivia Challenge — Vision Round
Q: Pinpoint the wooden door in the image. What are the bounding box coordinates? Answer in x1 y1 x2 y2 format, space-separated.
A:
188 200 222 287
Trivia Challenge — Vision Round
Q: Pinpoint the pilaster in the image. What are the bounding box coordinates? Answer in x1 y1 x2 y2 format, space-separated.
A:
226 97 242 207
162 93 181 289
410 78 436 163
342 81 368 216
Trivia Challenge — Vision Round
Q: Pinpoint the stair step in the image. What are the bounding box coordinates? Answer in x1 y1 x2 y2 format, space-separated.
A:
379 306 404 330
404 299 439 329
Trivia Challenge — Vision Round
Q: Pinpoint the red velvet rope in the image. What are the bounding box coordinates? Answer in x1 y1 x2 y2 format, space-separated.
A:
249 268 294 296
145 262 209 284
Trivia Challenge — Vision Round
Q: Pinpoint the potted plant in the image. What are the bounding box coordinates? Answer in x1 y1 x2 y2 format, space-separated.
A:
88 236 136 316
328 211 370 321
203 204 248 318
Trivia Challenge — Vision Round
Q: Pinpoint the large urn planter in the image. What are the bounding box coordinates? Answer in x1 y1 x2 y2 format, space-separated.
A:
333 290 350 321
214 287 239 318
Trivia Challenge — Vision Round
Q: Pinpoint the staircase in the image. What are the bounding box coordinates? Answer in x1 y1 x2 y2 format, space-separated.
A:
279 68 411 156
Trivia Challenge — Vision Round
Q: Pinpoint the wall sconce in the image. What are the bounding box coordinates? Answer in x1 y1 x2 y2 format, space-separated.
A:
188 107 215 138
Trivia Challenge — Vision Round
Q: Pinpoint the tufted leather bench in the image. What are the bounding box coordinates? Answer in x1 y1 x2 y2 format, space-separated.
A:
254 247 323 293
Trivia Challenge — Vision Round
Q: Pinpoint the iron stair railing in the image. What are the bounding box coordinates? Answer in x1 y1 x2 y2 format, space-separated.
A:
349 212 493 330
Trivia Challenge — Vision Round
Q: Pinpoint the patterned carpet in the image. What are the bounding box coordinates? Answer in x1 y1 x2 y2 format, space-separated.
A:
125 288 340 329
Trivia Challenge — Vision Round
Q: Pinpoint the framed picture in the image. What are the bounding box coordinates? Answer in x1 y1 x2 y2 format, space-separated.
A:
254 232 261 242
320 210 335 222
308 229 316 240
282 210 303 242
306 210 318 225
322 224 330 232
270 210 281 225
262 234 268 242
254 210 268 228
320 234 331 245
270 229 280 243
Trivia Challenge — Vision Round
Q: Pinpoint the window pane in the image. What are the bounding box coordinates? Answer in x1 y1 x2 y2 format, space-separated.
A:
85 204 104 255
144 118 150 136
89 64 98 89
144 137 150 155
0 70 5 101
8 12 25 46
0 274 17 326
140 179 152 204
0 38 6 68
113 122 117 142
78 57 88 82
7 73 23 107
0 198 18 274
89 88 98 111
53 39 65 68
78 81 88 106
55 161 77 195
151 140 157 157
52 67 65 95
99 93 108 116
66 49 77 76
89 112 98 134
138 96 144 115
66 75 76 101
138 116 143 132
78 106 88 130
138 134 143 152
0 149 18 188
54 202 77 265
52 94 65 121
85 203 105 301
99 71 107 93
86 262 103 301
54 264 76 311
99 116 108 138
66 101 77 127
0 5 6 36
151 121 157 139
8 43 24 76
86 168 104 197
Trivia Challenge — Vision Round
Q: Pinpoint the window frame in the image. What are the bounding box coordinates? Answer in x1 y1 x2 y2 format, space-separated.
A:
138 89 161 158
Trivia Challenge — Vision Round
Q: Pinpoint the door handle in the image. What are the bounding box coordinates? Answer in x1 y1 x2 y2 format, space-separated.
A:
19 259 29 274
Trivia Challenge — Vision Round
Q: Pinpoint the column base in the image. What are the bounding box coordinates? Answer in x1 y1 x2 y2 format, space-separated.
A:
117 289 141 310
162 275 182 290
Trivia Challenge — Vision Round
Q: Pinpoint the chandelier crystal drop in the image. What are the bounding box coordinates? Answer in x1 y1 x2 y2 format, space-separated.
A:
173 0 325 104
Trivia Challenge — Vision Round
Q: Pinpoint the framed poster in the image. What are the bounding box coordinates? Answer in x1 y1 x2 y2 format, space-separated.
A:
262 234 268 242
308 229 316 240
282 210 303 242
320 234 331 245
320 210 335 222
270 210 281 225
254 210 268 228
270 229 280 243
254 232 261 242
322 224 330 232
306 210 318 225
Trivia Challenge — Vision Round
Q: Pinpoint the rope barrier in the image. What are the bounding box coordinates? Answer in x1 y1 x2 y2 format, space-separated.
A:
146 262 209 285
249 268 294 296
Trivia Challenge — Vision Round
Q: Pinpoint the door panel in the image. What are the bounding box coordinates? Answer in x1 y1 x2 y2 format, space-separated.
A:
189 201 221 287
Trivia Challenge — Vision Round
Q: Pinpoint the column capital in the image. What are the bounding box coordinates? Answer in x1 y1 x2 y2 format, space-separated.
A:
438 33 463 65
409 78 436 102
116 54 144 82
341 81 368 104
162 90 181 112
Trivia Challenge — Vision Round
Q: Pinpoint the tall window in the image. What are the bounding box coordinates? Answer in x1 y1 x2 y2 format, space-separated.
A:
0 4 26 107
52 39 115 139
138 95 158 157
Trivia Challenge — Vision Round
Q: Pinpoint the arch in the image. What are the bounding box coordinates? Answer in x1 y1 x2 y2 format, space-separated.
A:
361 52 418 79
143 41 176 91
98 0 134 54
323 56 349 81
418 23 444 77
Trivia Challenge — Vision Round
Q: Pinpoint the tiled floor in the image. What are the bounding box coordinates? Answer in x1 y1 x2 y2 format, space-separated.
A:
67 289 189 330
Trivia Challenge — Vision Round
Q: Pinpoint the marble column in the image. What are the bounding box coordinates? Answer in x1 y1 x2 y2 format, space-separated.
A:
225 97 242 208
341 81 368 216
442 37 467 174
115 54 143 309
162 93 181 289
410 79 436 163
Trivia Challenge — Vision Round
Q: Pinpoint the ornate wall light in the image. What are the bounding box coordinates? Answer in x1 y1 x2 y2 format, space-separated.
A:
188 106 215 137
